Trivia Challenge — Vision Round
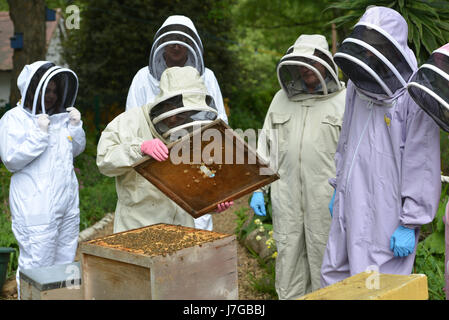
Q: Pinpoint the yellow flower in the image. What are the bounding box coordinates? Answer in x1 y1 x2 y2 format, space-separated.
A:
256 235 262 241
272 252 278 259
258 226 265 233
254 219 262 225
268 230 273 237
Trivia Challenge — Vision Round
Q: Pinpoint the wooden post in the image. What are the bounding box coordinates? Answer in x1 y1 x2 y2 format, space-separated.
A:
332 23 337 55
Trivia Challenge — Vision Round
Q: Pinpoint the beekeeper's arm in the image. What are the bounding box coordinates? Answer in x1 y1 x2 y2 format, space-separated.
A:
0 111 49 172
249 107 275 216
206 70 228 124
329 82 355 189
400 96 441 228
126 69 156 111
96 115 146 177
66 107 86 158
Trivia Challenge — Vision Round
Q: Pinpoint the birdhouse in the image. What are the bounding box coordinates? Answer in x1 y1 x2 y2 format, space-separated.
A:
10 33 23 49
45 7 56 21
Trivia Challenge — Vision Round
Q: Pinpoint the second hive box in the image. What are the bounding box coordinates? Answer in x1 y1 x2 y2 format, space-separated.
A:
80 223 238 300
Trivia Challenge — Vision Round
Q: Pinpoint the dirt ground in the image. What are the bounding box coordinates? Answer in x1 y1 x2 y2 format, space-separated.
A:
1 194 273 300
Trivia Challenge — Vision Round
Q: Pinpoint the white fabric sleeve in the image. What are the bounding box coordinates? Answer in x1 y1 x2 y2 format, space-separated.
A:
96 115 145 177
68 120 86 158
400 96 442 228
126 68 158 111
205 69 228 124
253 102 277 195
0 111 49 173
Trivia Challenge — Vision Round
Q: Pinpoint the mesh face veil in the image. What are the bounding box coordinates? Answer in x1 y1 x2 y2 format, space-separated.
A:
149 18 204 81
23 63 78 116
277 37 341 99
334 23 414 97
408 46 449 132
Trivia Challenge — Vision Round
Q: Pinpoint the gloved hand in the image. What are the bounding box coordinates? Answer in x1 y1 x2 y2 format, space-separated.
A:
141 139 168 161
216 201 234 213
329 189 336 217
37 114 50 133
66 107 81 126
390 226 416 257
250 192 266 216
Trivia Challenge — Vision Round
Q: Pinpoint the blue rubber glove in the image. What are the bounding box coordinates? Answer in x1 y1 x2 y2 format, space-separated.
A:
250 192 266 216
329 189 336 217
390 226 416 257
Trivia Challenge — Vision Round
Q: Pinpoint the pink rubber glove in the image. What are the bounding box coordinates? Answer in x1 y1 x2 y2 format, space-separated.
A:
216 201 234 213
140 139 169 161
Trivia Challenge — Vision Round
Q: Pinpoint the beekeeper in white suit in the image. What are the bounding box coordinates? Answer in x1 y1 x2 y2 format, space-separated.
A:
249 35 346 299
0 61 85 297
126 15 227 231
97 66 232 234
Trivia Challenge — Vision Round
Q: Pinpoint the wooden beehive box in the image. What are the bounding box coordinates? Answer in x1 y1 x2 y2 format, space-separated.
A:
20 262 83 300
133 119 279 218
80 223 238 300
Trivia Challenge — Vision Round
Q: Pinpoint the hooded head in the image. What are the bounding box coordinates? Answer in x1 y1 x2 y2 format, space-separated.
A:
277 34 342 100
334 6 417 99
407 43 449 132
17 60 79 116
148 66 218 143
149 15 205 81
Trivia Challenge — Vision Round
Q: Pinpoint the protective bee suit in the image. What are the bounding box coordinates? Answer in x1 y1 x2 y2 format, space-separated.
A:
320 7 441 287
407 44 449 300
0 61 85 296
126 15 227 230
97 66 219 233
255 35 346 299
407 44 449 132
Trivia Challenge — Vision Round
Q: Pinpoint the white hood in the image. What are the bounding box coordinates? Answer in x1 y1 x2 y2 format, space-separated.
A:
149 15 205 81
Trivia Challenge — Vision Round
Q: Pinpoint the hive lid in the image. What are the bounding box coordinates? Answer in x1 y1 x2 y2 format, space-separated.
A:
19 262 81 291
133 119 279 218
84 223 233 257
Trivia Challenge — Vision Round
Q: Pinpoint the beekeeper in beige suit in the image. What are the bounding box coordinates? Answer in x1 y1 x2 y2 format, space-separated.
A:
249 34 346 299
97 66 232 233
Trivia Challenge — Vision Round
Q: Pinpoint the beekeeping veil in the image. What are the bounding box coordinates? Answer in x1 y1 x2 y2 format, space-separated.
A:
277 34 342 100
333 6 416 98
408 44 449 132
149 15 204 81
148 66 218 143
19 61 78 116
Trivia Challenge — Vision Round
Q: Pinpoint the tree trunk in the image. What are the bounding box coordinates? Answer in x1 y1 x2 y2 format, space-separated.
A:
331 23 337 55
7 0 46 107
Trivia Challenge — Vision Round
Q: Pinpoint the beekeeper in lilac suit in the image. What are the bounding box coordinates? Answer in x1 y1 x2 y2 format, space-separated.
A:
407 43 449 300
320 6 441 287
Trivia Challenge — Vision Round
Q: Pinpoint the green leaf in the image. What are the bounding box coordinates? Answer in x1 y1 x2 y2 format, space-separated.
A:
407 11 423 38
422 231 445 255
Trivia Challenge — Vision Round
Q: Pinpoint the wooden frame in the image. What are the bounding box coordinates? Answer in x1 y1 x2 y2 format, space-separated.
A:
133 119 279 218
